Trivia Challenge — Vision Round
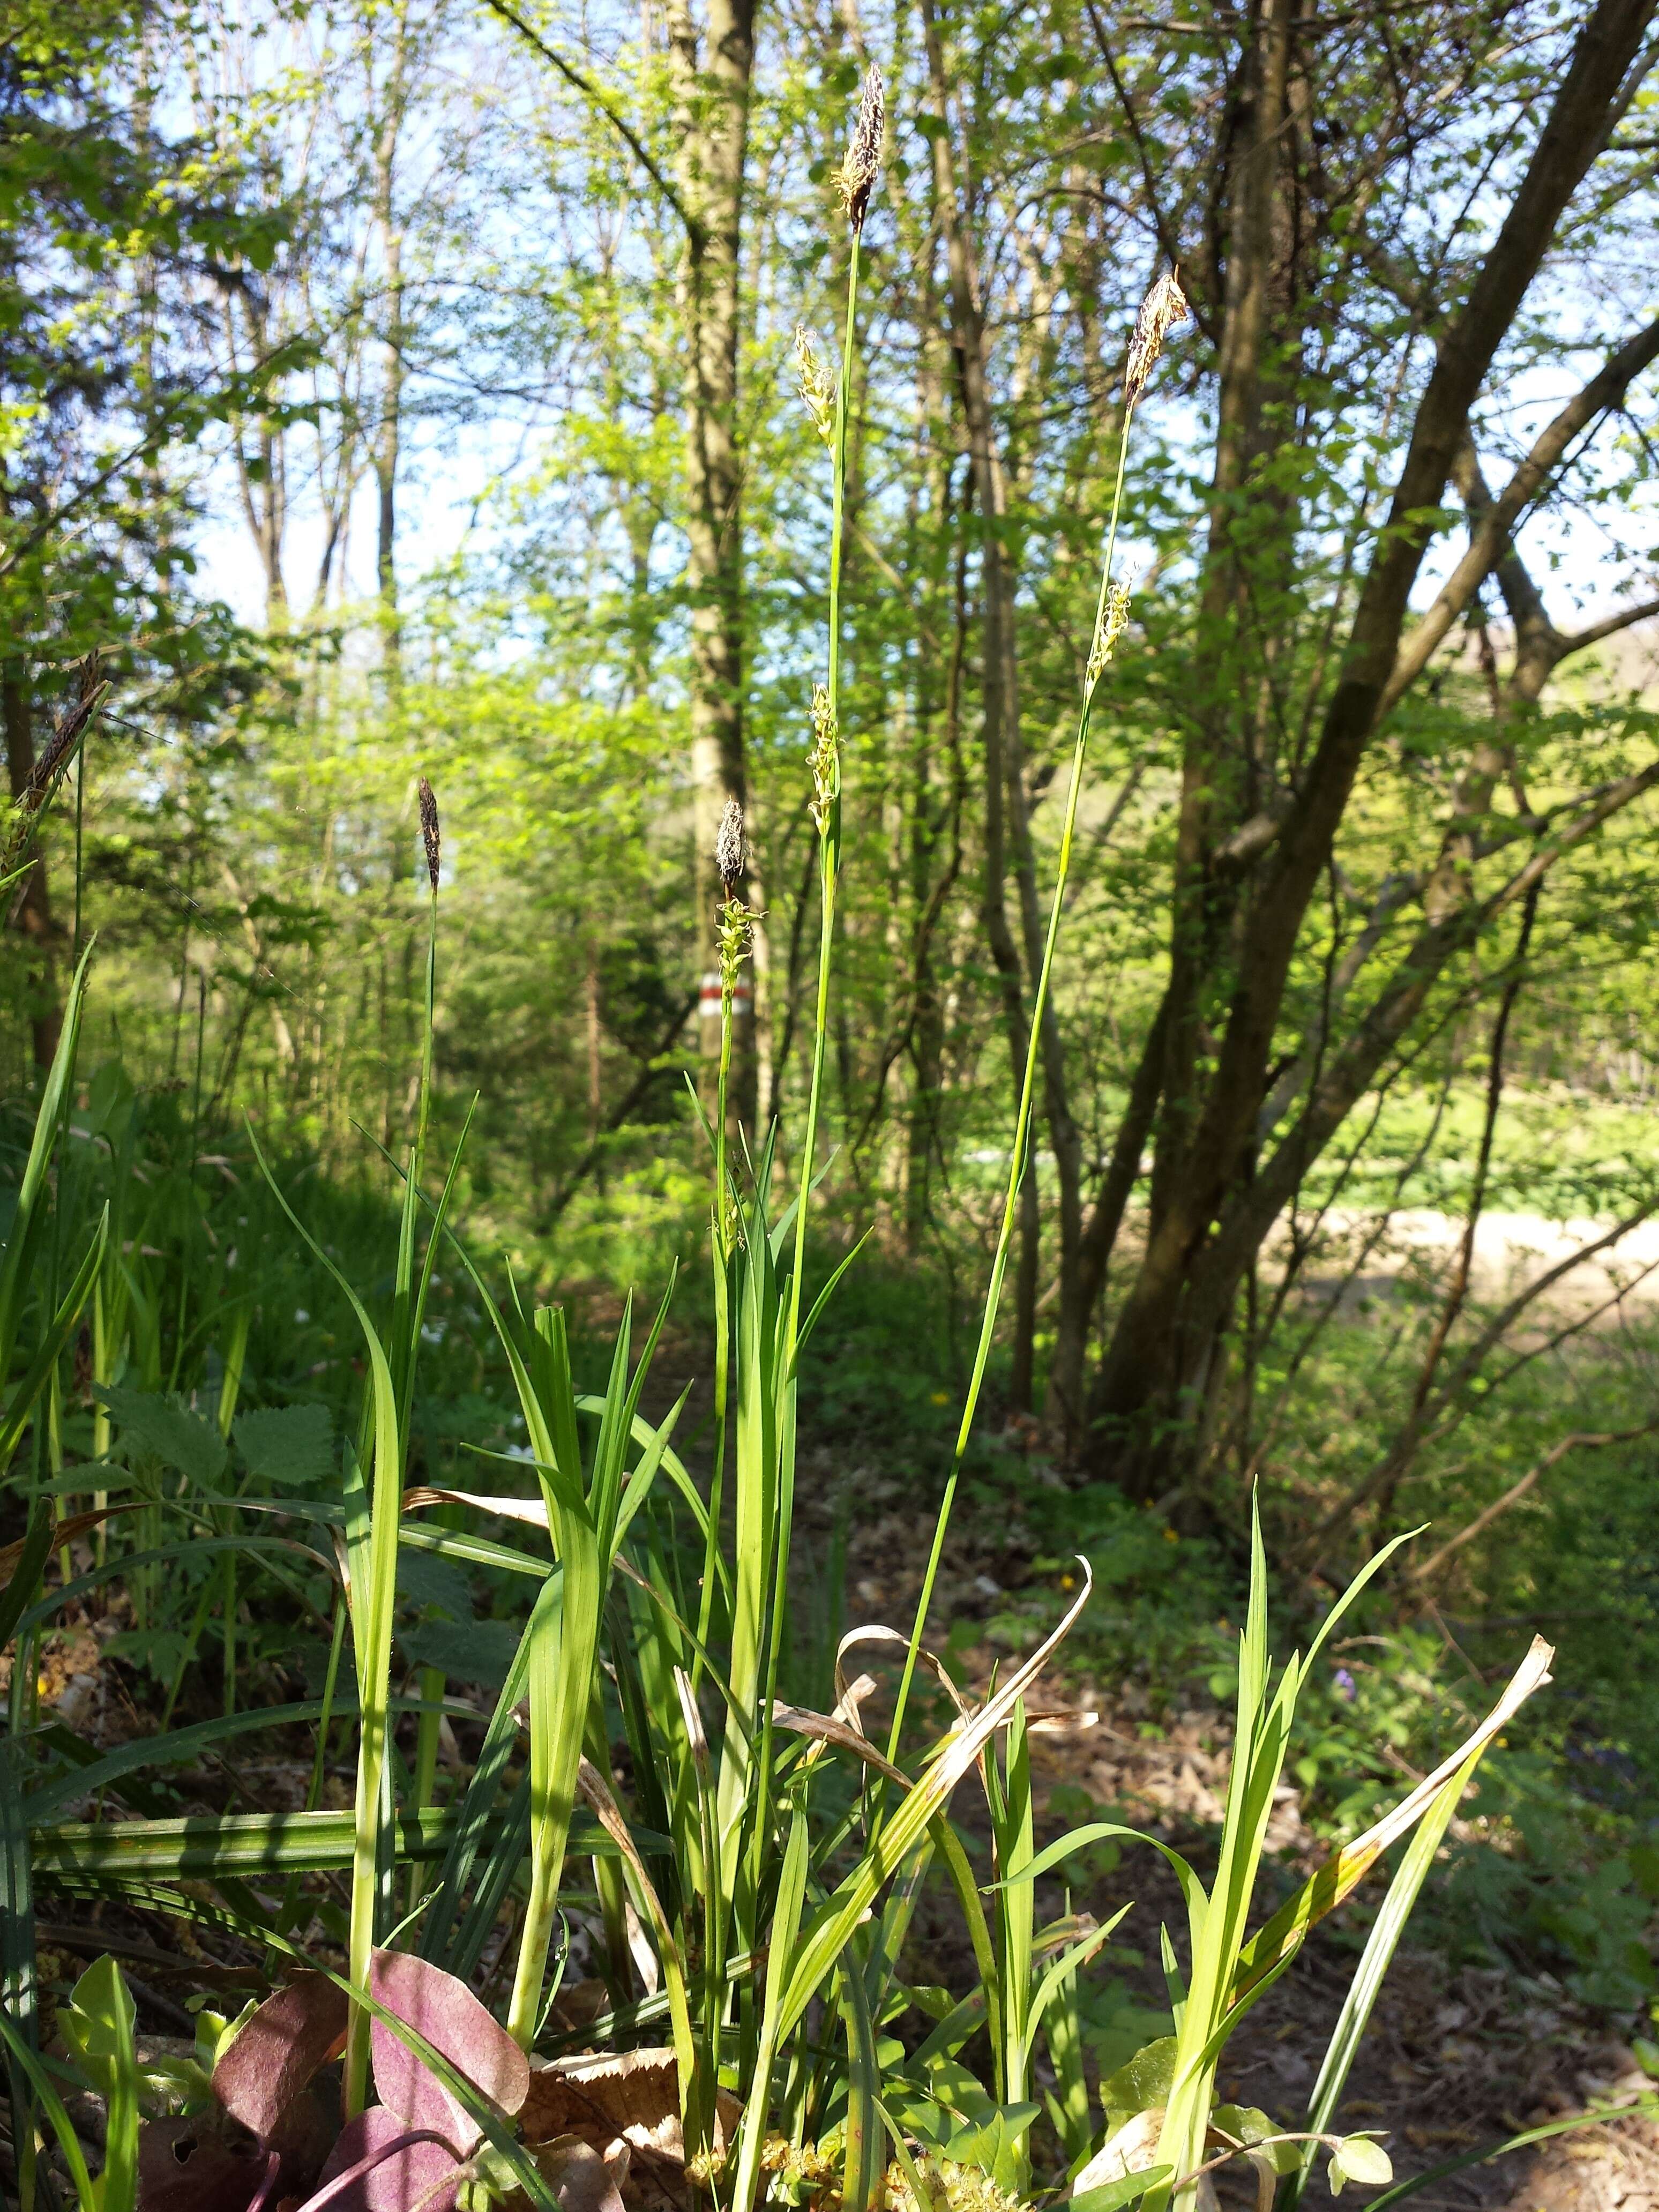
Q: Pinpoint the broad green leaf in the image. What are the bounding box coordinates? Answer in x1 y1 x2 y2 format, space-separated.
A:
64 1957 139 2212
1102 2035 1177 2127
1329 2135 1393 2193
95 1385 227 1489
234 1403 334 1487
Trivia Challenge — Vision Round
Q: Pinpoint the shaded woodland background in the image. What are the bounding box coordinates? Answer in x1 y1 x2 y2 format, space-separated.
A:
9 0 1659 2038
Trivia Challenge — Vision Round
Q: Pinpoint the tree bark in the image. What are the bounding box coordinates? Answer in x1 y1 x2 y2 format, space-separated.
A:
1086 0 1658 1491
921 0 1088 1410
667 0 756 1119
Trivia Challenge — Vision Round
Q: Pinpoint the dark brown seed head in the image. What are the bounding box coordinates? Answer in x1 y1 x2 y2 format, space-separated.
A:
1124 267 1190 406
417 776 441 894
716 796 747 892
835 65 885 234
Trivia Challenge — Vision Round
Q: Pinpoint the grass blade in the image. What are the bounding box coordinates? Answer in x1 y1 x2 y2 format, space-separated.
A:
1286 1744 1486 2207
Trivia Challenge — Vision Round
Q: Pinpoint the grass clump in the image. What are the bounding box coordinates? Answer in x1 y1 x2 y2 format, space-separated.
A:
0 68 1632 2212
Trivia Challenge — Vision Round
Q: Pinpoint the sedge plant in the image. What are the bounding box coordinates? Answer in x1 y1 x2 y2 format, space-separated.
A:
0 67 1606 2212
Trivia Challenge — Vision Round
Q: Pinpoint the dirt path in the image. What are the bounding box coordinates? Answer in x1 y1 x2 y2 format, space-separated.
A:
1281 1205 1659 1319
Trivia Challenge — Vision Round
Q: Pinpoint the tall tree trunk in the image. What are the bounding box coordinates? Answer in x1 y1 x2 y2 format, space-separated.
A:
371 3 412 686
1085 0 1657 1494
375 203 404 681
921 0 1087 1411
3 664 61 1070
667 0 757 1120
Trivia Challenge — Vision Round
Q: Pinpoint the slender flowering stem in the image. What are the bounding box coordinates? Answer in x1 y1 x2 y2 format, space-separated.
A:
784 231 859 1373
699 819 749 1672
696 977 736 1672
748 110 871 1879
886 367 1152 1766
415 776 440 1191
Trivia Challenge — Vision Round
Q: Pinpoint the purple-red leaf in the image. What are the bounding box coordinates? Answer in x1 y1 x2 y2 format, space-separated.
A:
306 2109 461 2212
367 1949 529 2143
213 1973 350 2147
137 2116 266 2212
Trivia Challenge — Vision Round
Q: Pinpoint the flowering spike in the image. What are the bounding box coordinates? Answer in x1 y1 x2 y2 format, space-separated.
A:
417 776 441 894
794 326 836 446
715 795 748 892
807 685 839 831
1124 267 1190 406
834 64 884 234
1086 575 1134 694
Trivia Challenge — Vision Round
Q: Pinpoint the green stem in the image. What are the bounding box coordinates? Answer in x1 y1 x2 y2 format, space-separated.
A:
221 1553 237 1719
752 227 862 1836
409 1662 446 1914
784 231 860 1363
697 976 737 1677
885 400 1139 1765
415 888 437 1190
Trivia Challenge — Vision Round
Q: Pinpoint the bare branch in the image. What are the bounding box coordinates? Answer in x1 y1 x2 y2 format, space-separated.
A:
481 0 704 249
1214 790 1296 873
1296 1202 1659 1559
1559 591 1659 656
1381 313 1659 716
1410 1420 1659 1583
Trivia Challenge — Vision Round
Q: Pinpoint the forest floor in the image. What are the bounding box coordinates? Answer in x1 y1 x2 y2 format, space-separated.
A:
24 1468 1658 2212
19 1240 1658 2212
813 1449 1659 2212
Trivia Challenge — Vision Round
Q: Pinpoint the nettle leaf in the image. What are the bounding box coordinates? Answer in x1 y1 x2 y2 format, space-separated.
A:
235 1404 334 1489
105 1630 194 1683
400 1617 523 1691
96 1386 226 1489
943 2104 1041 2174
396 1551 472 1620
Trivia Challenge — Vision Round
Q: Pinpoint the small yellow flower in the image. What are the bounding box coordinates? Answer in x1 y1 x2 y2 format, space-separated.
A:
1059 1573 1076 1591
930 1390 951 1406
1163 1527 1179 1543
793 326 836 446
1086 573 1133 693
807 684 839 829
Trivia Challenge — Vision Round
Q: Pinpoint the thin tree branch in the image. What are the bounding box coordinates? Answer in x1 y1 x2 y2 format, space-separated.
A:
1410 1420 1659 1583
481 0 705 249
1296 1201 1659 1560
1084 6 1217 343
1380 313 1659 716
540 989 697 1228
1559 591 1659 656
